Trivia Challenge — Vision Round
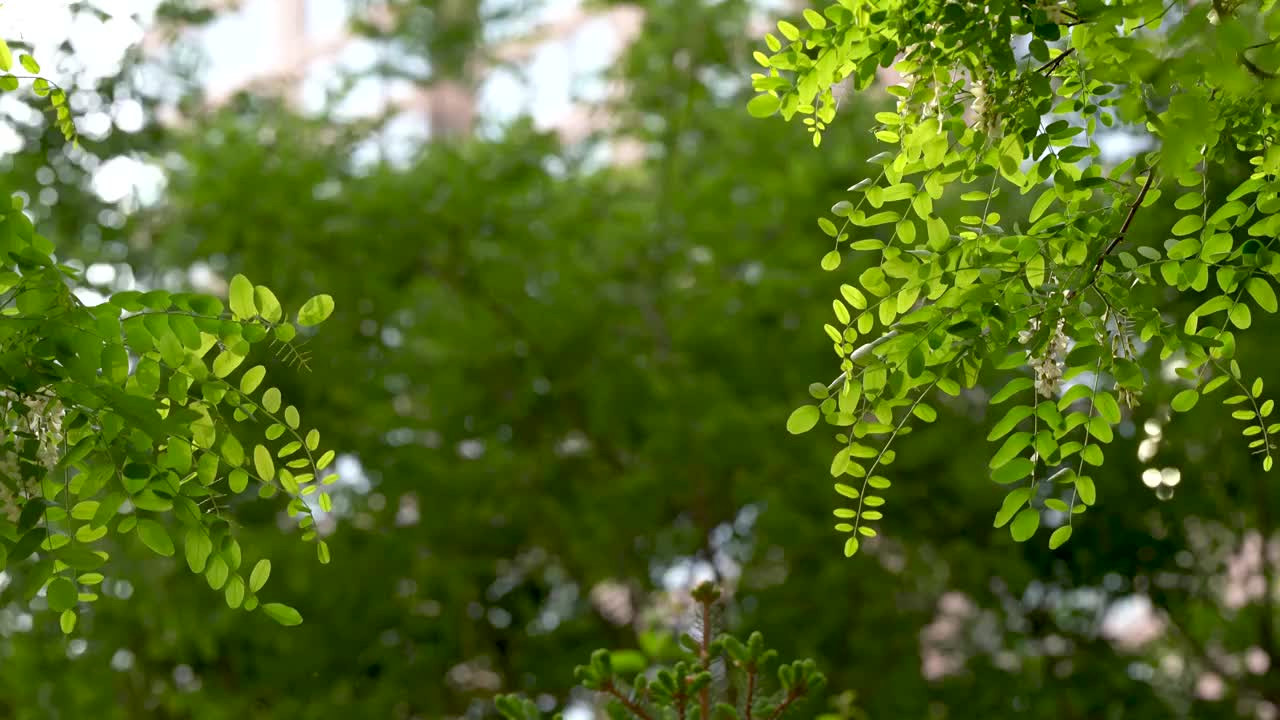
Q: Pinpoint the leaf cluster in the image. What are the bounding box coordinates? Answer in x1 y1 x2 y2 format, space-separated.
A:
0 41 336 632
754 0 1280 552
497 583 827 720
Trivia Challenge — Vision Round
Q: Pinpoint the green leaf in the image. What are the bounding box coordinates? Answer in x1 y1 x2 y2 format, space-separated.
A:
1171 389 1199 412
1231 302 1253 329
262 387 282 413
840 285 867 309
185 528 213 573
1174 192 1203 210
802 7 827 28
1171 215 1204 236
0 40 11 72
206 555 229 590
747 93 781 118
222 434 245 467
55 546 105 571
991 377 1033 404
1247 278 1278 313
1010 508 1040 542
229 469 249 494
1048 525 1073 549
843 537 860 557
1081 444 1104 466
225 575 245 609
47 577 78 612
254 445 276 482
262 602 304 626
250 559 272 592
166 437 192 473
991 458 1034 485
821 251 841 271
989 432 1031 469
213 350 246 378
240 365 267 394
137 519 175 557
1025 254 1046 287
1029 190 1055 222
60 609 77 634
926 216 948 249
297 294 335 326
994 488 1032 528
1094 392 1121 424
229 274 257 319
254 286 283 323
987 405 1034 441
19 54 39 73
787 405 820 434
102 344 129 385
1075 475 1097 505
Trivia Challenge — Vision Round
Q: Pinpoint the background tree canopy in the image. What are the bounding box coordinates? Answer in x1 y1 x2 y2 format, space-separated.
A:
1 1 1279 719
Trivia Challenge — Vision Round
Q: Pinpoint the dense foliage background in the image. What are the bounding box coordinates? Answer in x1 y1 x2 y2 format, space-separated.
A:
2 1 1279 719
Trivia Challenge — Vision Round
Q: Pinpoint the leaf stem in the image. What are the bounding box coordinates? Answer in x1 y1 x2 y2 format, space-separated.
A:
603 681 655 720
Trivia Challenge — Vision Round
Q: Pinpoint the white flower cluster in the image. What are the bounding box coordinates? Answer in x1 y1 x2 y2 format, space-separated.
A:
1038 0 1072 24
0 389 66 522
895 49 947 123
1019 318 1070 398
970 78 998 133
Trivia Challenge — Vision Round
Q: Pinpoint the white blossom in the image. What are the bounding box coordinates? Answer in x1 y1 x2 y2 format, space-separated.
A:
0 389 65 521
1020 317 1070 398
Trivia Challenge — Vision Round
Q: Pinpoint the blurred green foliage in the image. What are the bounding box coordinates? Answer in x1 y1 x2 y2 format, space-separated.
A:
0 1 1278 719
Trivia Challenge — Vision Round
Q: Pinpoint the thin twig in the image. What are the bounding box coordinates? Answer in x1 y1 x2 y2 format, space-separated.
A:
1036 48 1076 74
1241 52 1276 79
1068 171 1157 299
604 683 655 720
766 689 802 720
1131 0 1178 31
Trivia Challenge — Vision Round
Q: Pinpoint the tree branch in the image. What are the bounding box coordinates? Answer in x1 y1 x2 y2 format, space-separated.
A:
1068 171 1156 299
1241 52 1276 79
826 331 900 395
1036 48 1076 74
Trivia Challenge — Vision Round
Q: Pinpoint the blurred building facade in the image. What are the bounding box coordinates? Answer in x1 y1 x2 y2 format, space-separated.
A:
169 0 646 157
